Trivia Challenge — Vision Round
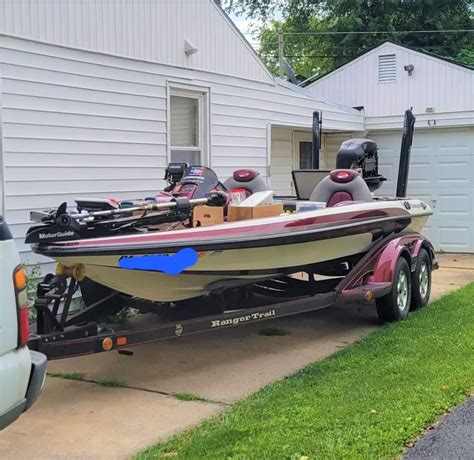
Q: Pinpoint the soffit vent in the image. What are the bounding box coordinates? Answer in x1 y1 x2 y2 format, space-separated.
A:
378 54 396 83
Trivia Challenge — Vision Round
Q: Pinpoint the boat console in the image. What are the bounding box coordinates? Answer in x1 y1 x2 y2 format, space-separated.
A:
163 162 189 191
171 166 228 202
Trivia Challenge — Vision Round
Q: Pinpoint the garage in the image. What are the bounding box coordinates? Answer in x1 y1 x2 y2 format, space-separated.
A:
371 128 474 252
305 41 473 253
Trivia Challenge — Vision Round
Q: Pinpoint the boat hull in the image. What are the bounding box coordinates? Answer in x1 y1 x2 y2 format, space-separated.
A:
55 232 374 301
33 199 432 301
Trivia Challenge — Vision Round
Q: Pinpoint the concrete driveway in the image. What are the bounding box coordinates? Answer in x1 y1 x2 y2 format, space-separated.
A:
1 254 473 459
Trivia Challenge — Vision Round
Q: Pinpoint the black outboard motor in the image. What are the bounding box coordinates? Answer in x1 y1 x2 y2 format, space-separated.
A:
335 139 385 192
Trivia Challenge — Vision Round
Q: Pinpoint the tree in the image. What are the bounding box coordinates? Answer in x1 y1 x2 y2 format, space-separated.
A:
222 0 474 78
258 18 335 77
457 47 474 66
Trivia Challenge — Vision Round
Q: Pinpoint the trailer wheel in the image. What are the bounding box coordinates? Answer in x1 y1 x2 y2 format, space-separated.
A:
376 257 412 323
411 249 432 310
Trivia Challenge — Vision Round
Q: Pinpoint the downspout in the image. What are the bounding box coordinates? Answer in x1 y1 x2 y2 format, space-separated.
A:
356 106 370 138
0 47 5 216
266 123 272 187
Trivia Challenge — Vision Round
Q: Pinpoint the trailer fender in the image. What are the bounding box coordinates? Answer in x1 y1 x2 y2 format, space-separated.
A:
371 233 437 285
371 237 414 285
337 233 435 302
411 238 438 270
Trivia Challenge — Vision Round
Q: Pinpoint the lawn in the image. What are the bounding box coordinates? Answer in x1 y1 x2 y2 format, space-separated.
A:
138 283 474 459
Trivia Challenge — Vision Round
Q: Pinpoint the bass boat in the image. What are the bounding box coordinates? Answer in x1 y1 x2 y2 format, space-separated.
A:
26 141 432 304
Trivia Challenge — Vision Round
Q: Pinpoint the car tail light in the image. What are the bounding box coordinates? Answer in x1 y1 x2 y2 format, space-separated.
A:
13 265 29 347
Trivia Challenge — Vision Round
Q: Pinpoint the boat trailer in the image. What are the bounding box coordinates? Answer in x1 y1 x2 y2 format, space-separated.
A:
27 232 436 360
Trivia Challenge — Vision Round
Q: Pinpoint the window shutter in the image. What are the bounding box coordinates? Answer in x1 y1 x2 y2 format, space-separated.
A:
378 54 396 83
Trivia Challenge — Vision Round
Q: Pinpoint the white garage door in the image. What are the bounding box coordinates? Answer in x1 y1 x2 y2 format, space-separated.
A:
371 127 474 253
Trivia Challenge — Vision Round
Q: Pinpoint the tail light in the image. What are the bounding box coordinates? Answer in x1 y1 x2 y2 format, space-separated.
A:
13 265 29 347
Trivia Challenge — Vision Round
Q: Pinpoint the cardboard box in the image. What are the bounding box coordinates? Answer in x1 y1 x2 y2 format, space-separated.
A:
192 205 224 227
227 203 284 222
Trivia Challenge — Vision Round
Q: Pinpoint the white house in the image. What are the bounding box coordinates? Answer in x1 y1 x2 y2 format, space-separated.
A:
305 42 474 252
0 0 363 266
0 2 472 259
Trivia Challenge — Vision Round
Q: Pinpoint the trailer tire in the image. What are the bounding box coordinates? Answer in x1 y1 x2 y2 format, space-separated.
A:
376 257 412 323
411 249 432 310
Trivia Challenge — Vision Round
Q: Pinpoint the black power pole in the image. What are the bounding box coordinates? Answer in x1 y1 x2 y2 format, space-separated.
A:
396 108 416 197
311 111 322 169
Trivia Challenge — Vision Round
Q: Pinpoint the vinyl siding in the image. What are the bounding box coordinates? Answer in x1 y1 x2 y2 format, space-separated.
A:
0 35 363 264
323 132 354 169
306 43 474 118
0 0 273 84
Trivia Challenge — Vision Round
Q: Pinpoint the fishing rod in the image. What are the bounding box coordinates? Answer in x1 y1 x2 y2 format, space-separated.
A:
26 192 227 244
70 197 211 221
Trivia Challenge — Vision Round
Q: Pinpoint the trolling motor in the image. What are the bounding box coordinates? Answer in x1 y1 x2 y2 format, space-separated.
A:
25 192 227 244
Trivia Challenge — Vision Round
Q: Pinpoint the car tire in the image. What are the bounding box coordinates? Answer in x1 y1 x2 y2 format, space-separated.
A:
410 248 432 310
376 256 412 323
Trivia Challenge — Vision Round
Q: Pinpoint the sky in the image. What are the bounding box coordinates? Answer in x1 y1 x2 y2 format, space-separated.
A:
228 10 283 50
229 13 253 34
229 12 263 48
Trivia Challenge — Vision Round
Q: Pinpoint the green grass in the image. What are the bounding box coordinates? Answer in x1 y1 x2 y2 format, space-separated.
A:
137 283 474 460
48 372 86 381
174 392 208 402
96 378 128 388
49 372 127 389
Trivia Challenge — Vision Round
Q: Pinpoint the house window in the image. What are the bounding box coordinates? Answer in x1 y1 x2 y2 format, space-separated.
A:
170 93 205 165
378 54 396 83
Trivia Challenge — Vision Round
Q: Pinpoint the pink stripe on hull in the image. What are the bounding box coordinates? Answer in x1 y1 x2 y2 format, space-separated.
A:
55 208 409 249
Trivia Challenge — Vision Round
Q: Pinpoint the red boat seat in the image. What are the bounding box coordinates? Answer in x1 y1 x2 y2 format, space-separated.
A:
310 169 372 207
223 169 268 196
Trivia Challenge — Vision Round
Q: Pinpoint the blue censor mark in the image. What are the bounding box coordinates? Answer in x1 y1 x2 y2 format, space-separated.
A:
118 248 198 275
